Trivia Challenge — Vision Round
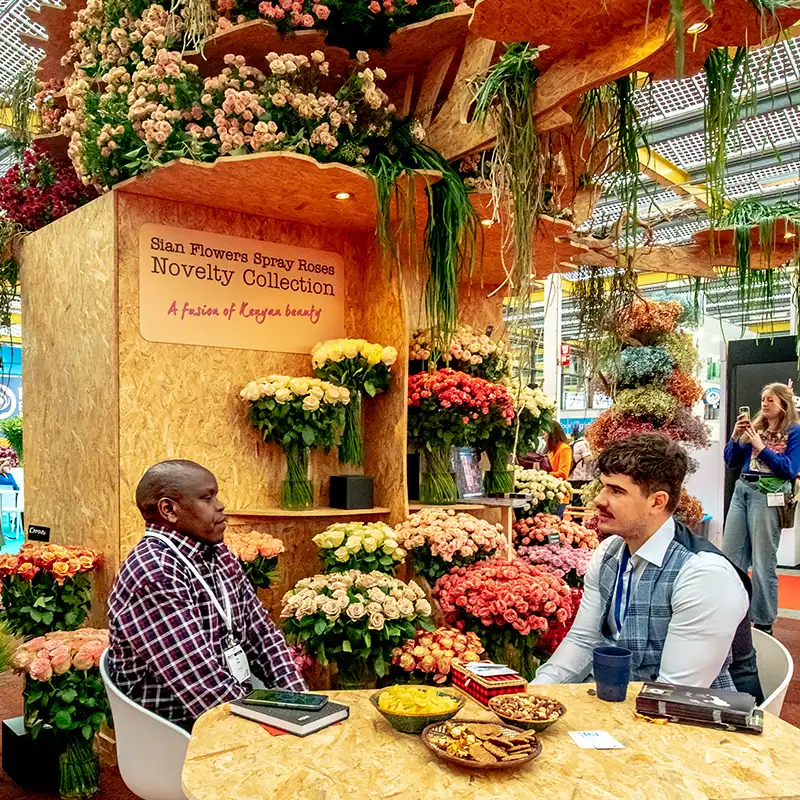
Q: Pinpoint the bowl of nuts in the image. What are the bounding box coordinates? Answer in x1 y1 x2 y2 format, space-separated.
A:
488 693 566 732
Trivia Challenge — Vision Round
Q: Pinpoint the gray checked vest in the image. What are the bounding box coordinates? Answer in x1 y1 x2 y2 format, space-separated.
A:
598 536 736 690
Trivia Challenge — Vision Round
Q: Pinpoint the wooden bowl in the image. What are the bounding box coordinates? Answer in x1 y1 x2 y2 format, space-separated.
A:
421 719 542 770
488 695 567 732
370 688 465 734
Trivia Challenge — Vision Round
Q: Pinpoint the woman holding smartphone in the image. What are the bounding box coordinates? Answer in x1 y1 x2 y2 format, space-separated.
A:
723 383 800 635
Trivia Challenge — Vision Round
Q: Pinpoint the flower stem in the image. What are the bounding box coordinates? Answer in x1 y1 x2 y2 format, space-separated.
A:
420 444 458 505
484 442 514 494
339 390 363 467
281 444 313 510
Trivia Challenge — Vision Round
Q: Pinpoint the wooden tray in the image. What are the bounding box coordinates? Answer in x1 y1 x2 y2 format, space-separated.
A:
421 719 542 771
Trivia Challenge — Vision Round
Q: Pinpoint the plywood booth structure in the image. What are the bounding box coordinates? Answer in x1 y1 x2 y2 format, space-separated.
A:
20 152 517 620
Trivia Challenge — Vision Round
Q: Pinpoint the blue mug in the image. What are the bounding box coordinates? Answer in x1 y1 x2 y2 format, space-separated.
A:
593 646 632 702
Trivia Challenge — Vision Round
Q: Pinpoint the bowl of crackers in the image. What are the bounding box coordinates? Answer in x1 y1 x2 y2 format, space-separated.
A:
422 720 541 770
371 685 466 734
488 693 566 732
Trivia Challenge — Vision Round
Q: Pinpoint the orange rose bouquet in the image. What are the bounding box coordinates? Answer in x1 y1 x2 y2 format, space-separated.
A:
0 543 103 639
224 530 285 590
390 627 484 684
13 629 109 799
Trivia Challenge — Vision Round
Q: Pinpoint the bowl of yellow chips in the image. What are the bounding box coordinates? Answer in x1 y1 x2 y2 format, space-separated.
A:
370 685 466 734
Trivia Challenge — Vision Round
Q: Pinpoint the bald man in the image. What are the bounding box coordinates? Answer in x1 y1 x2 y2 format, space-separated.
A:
107 460 305 731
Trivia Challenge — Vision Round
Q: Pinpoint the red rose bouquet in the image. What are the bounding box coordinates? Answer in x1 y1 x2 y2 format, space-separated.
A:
0 544 103 639
390 627 484 684
536 586 584 656
434 559 574 680
407 369 514 503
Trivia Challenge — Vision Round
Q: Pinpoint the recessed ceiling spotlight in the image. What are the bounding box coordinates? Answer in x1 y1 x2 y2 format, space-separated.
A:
481 218 493 227
333 192 351 200
687 21 709 34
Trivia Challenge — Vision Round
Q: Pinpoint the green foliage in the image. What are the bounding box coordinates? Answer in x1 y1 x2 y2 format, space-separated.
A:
703 47 750 227
240 555 279 590
23 670 110 743
0 415 22 465
247 394 344 453
0 573 92 639
0 62 37 153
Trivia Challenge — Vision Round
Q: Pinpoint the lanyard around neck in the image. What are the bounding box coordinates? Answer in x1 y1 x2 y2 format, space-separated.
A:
148 532 233 634
614 545 634 633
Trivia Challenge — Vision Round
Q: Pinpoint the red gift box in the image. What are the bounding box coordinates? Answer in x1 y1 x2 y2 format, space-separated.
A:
451 661 527 707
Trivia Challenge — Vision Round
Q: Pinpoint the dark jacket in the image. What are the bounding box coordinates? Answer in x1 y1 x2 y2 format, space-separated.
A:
673 521 763 704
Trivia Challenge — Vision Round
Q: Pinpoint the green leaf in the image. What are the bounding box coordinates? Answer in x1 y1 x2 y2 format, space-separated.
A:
302 426 316 446
341 640 352 653
364 381 377 398
82 725 93 740
314 619 326 636
59 689 78 704
54 710 72 730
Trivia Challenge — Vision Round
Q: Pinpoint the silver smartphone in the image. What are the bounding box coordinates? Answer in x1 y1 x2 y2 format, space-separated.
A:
738 406 750 420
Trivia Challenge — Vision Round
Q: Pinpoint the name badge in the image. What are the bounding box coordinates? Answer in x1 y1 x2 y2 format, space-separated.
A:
767 493 786 507
224 643 251 683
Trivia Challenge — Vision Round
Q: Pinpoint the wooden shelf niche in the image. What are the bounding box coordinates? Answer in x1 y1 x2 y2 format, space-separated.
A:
20 151 433 618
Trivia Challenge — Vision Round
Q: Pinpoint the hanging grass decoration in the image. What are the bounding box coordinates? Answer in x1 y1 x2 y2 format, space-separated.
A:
703 47 750 229
571 266 639 346
471 43 544 381
0 62 37 158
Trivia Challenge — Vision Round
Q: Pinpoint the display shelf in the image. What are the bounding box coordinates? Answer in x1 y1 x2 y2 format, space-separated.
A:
408 502 490 512
183 8 472 83
226 506 391 518
114 151 439 232
22 0 85 85
33 132 68 160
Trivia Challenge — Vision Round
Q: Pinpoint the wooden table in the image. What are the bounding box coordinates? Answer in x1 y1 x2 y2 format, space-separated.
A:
182 684 800 799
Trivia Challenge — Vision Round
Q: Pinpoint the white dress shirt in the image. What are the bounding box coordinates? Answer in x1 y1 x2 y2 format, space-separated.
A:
532 517 749 687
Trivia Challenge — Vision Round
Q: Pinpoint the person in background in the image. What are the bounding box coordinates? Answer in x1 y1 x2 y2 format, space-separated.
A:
107 460 306 732
545 422 573 481
569 425 595 494
533 434 761 702
723 382 800 635
0 460 19 491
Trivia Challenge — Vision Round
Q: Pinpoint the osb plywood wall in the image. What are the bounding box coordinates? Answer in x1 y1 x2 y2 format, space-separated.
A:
116 192 409 557
20 192 120 614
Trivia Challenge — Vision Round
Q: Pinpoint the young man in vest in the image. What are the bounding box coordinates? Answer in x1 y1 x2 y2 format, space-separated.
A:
533 434 762 700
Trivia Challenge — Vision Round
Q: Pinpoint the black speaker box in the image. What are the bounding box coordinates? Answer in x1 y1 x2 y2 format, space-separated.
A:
329 475 375 509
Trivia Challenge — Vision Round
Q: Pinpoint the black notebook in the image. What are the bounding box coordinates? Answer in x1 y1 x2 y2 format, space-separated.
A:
636 682 763 734
229 699 350 737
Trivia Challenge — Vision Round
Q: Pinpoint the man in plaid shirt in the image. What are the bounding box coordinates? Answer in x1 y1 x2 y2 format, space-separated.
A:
108 460 306 731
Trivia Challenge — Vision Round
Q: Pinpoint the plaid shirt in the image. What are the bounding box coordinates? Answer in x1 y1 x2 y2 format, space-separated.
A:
108 525 305 729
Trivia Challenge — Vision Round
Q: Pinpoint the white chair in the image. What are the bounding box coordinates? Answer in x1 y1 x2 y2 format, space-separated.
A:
752 627 794 717
0 489 22 539
99 651 190 800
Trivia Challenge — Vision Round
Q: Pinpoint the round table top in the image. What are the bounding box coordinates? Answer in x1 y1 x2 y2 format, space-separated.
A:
182 683 800 800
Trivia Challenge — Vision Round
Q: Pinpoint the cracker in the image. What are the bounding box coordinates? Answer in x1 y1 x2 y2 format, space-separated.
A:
502 752 532 762
507 745 532 754
466 723 502 738
487 736 514 750
482 741 508 759
468 743 497 764
508 732 537 744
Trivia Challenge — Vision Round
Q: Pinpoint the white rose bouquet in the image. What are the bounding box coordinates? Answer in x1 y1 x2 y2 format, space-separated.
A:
513 466 571 516
281 570 433 687
313 521 407 575
505 380 556 456
240 375 350 509
311 338 398 467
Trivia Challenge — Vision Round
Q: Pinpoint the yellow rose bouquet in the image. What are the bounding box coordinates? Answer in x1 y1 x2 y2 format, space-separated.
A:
312 521 406 575
240 375 350 509
311 338 398 467
224 530 285 589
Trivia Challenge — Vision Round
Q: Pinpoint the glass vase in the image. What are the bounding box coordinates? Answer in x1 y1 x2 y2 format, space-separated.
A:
484 443 514 494
339 389 363 467
334 658 377 690
420 444 458 505
280 444 313 510
58 734 99 800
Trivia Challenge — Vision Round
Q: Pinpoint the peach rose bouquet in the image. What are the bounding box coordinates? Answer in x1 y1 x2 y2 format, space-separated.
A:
281 570 432 688
13 629 110 798
0 543 103 639
224 529 285 589
390 627 484 684
394 508 507 582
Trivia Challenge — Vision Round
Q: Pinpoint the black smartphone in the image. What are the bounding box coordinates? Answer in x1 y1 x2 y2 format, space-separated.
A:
241 690 329 711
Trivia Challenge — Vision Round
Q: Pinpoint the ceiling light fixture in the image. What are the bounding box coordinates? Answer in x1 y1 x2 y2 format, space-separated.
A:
333 192 351 200
687 21 709 34
785 231 796 240
481 218 493 227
